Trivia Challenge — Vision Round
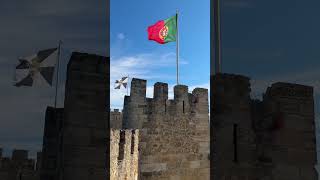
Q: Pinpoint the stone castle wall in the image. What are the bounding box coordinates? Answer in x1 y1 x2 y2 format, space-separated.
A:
211 74 256 179
40 106 64 180
110 109 123 129
260 82 317 179
0 149 41 180
110 129 139 180
211 73 318 180
122 78 210 180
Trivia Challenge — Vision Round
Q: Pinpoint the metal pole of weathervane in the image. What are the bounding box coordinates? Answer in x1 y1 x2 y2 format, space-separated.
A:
54 40 62 109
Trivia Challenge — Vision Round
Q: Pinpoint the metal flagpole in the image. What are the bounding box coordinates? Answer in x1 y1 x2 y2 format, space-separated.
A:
54 40 62 108
127 75 129 96
176 10 179 85
213 0 222 74
52 40 63 180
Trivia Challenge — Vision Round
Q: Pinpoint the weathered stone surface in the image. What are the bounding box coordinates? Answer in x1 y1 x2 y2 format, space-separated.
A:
110 109 123 129
109 74 317 180
62 52 109 180
110 129 139 180
0 150 39 180
211 73 318 180
122 79 210 180
39 107 63 180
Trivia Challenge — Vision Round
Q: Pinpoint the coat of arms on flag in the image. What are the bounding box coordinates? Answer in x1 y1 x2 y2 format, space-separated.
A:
114 77 129 89
14 48 58 87
147 14 177 44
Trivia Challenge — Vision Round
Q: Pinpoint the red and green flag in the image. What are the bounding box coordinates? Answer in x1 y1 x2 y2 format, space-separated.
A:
147 15 177 44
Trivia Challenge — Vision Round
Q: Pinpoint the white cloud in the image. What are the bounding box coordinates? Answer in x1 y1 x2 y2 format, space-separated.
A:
117 33 125 40
110 52 190 109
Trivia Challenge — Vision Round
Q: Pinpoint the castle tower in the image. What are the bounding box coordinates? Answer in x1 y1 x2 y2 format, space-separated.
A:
261 82 317 180
123 79 210 180
61 52 109 180
152 82 168 114
211 73 256 179
211 73 318 180
122 78 147 129
110 109 122 129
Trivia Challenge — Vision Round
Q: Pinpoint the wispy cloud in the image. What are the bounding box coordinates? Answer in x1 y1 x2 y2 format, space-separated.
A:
109 46 207 110
110 52 188 83
110 52 190 109
117 33 125 40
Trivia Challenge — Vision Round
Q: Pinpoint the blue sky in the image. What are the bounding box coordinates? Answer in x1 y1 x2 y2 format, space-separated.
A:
110 0 210 109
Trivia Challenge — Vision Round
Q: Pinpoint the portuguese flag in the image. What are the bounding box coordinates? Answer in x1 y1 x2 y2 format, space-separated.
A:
147 15 177 44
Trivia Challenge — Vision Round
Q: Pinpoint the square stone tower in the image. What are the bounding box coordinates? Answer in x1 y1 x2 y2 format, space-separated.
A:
211 73 318 180
260 82 317 179
61 52 109 180
211 73 255 179
110 109 123 129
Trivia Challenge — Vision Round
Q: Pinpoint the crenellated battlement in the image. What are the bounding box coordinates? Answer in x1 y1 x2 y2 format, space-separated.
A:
212 73 250 88
122 78 209 129
174 85 189 100
129 78 208 104
153 82 168 100
130 78 147 98
110 108 121 113
211 73 317 180
264 82 313 100
129 78 208 110
0 149 33 161
0 148 42 173
212 73 250 82
110 129 139 180
121 78 210 179
212 73 251 97
110 109 123 129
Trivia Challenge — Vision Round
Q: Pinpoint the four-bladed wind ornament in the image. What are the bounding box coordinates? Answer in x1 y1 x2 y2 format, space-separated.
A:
14 48 58 87
114 76 129 89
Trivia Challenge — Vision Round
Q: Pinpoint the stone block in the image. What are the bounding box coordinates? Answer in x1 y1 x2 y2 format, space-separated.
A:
141 163 167 172
189 161 201 168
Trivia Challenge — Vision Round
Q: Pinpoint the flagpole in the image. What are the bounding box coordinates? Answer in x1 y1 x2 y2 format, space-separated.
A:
176 10 179 85
213 0 222 74
127 75 129 96
54 40 63 180
54 40 62 109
